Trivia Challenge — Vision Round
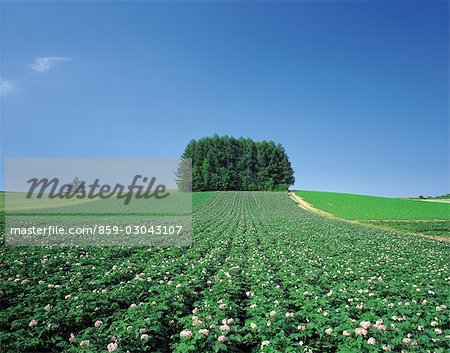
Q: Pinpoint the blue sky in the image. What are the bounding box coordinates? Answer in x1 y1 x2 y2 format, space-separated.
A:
1 1 448 197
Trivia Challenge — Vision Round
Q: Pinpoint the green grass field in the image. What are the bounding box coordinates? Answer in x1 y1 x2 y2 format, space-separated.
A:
295 190 449 220
295 190 450 237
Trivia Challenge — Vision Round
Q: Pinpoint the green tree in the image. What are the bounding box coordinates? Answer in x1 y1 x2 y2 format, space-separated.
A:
177 135 295 192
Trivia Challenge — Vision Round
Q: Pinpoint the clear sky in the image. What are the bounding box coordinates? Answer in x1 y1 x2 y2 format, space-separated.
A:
0 1 448 197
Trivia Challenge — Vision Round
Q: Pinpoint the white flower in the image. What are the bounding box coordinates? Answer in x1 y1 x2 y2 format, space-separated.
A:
261 340 270 349
107 342 118 352
218 335 227 342
360 321 371 329
192 318 202 326
180 330 193 338
219 324 230 332
367 337 376 345
355 327 368 336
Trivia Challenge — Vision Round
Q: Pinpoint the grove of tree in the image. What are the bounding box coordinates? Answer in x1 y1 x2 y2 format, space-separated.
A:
177 135 295 192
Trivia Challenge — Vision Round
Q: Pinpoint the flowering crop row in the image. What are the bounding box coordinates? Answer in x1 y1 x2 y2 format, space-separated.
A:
0 191 449 352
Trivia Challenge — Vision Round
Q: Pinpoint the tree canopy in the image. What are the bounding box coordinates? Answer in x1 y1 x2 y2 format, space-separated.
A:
177 135 295 191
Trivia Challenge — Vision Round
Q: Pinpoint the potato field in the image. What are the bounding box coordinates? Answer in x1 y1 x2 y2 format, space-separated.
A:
1 192 449 352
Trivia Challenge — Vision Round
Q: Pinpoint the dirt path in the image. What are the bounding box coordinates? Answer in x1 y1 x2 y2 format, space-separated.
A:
289 192 450 243
290 192 346 221
411 199 450 203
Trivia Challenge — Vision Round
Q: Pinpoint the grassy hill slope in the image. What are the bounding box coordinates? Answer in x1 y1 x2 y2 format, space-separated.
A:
295 190 449 220
295 190 449 237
